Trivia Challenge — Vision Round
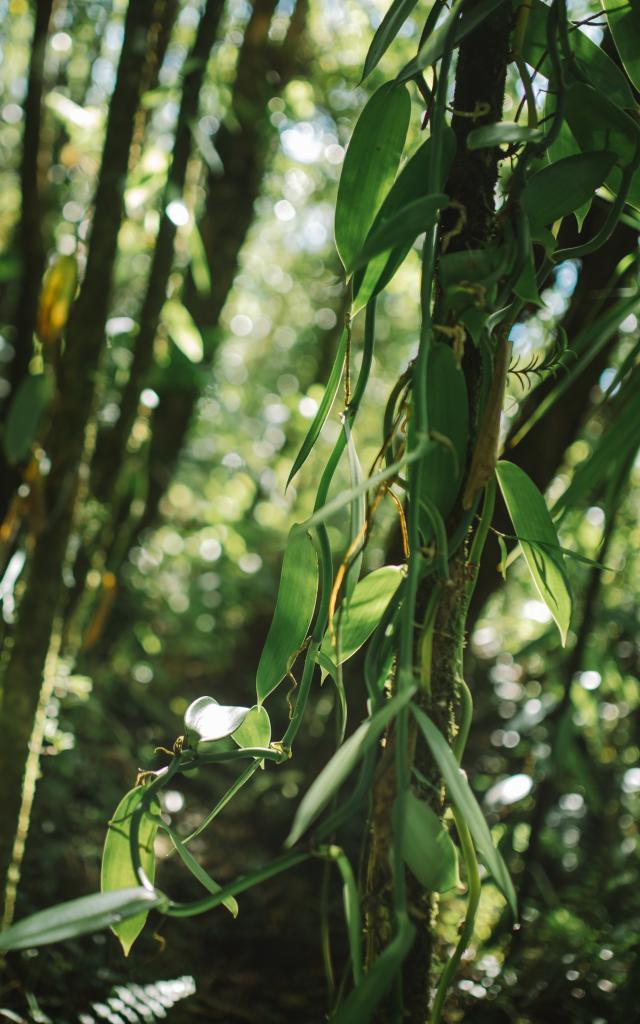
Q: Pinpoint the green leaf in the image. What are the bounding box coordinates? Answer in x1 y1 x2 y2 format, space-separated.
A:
521 0 635 109
419 343 469 522
350 194 448 272
344 418 365 599
564 83 640 211
231 704 271 748
604 0 640 92
412 705 517 916
320 565 405 667
467 122 542 150
286 686 415 846
362 0 419 80
184 696 250 746
329 914 415 1024
397 0 507 82
335 83 411 273
161 824 238 917
101 787 161 955
3 373 54 464
162 299 204 362
495 461 572 645
287 328 346 487
256 526 319 704
0 888 167 952
521 151 617 230
353 129 456 313
401 791 460 893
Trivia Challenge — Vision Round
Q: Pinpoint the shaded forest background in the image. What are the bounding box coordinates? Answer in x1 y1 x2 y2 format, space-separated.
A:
0 0 639 1021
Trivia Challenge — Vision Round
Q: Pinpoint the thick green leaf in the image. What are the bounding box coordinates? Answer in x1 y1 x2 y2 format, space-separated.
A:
335 82 410 273
521 0 635 109
330 915 415 1024
353 129 456 313
0 888 167 952
412 705 517 916
287 328 346 487
231 704 271 748
397 0 507 82
256 526 319 704
3 373 54 464
351 194 448 272
545 93 591 229
521 151 617 230
286 686 415 846
362 0 419 80
496 461 572 645
184 696 250 746
101 788 161 955
320 565 405 667
564 83 640 211
419 343 468 524
604 0 640 92
162 299 203 362
467 122 542 150
401 790 461 893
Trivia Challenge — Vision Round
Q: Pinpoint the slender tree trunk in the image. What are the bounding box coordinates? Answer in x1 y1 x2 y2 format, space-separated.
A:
0 0 154 925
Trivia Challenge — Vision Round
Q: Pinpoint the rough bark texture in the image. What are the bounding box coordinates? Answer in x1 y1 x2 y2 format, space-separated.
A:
0 0 154 920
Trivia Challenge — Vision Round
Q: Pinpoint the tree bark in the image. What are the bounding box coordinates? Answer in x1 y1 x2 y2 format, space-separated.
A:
0 0 154 924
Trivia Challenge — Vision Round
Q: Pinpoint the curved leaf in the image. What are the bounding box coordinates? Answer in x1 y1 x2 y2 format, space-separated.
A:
362 0 419 80
397 0 507 82
101 787 161 955
402 790 461 893
467 122 542 150
321 565 405 667
522 150 617 230
287 328 347 488
231 704 271 748
496 461 572 645
335 82 411 273
604 0 640 93
351 193 447 272
0 888 167 953
256 526 319 704
412 705 517 916
184 696 250 746
286 686 415 847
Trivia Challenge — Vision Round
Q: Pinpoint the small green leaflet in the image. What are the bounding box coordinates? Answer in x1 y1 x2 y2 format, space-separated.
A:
287 328 346 488
101 787 161 955
521 151 617 230
401 790 460 893
329 914 415 1024
286 686 415 847
320 565 405 668
397 0 507 82
184 696 250 746
412 705 517 916
0 888 167 952
350 194 448 272
467 122 542 150
231 704 271 749
604 1 640 92
361 0 419 80
256 526 318 704
495 461 572 645
3 373 54 464
335 82 411 273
